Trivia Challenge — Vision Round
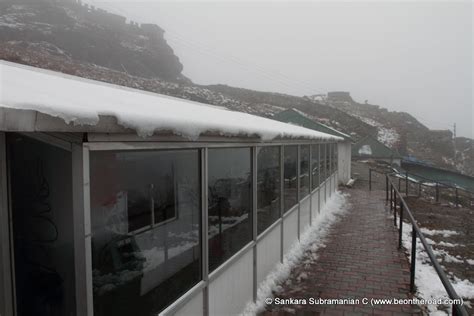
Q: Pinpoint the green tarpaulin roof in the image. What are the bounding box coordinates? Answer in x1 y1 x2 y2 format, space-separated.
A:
352 135 401 159
272 108 353 142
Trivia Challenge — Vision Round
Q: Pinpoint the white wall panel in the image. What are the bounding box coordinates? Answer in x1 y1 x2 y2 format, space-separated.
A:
208 248 253 316
256 224 281 284
172 290 204 316
300 197 310 233
325 181 330 203
283 207 298 254
311 189 319 222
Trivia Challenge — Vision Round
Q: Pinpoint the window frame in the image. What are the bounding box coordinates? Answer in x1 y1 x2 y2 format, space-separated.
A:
207 146 253 272
87 145 204 316
81 139 338 316
256 145 281 236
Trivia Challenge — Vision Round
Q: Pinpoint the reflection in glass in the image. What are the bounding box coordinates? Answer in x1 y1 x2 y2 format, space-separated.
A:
208 148 252 272
299 145 310 198
311 144 320 190
320 144 326 181
283 145 298 212
257 146 281 235
326 143 332 177
90 150 201 316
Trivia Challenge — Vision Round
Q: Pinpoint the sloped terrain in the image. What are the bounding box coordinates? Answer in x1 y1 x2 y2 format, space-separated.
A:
320 95 473 176
0 0 184 81
1 0 472 176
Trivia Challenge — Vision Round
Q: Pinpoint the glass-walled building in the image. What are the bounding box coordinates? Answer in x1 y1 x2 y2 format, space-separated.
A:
0 61 344 316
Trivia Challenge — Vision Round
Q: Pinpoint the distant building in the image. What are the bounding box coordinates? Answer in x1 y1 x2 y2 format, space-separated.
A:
352 135 401 166
327 91 353 104
273 108 353 183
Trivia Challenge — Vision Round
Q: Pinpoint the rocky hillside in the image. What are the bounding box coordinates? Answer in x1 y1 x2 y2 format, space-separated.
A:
0 0 185 81
318 93 474 176
1 0 472 176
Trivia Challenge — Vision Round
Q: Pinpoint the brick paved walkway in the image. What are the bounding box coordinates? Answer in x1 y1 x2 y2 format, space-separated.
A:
263 189 422 315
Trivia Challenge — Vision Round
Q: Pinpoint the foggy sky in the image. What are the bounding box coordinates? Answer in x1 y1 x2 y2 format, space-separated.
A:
87 1 473 138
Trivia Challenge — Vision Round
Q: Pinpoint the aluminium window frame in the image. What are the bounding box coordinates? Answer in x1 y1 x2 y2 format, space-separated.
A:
79 137 338 316
0 132 13 316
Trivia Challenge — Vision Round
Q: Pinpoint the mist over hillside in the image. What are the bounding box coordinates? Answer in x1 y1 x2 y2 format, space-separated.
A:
1 0 472 176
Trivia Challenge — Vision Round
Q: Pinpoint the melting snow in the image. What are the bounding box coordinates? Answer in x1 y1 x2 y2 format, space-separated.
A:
420 228 460 238
398 222 473 314
241 191 349 315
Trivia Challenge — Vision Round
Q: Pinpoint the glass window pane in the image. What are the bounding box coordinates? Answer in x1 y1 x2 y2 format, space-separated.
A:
311 144 320 190
326 144 332 177
208 148 252 272
283 145 298 212
320 144 326 181
257 146 281 235
299 145 310 198
90 149 201 315
7 134 76 316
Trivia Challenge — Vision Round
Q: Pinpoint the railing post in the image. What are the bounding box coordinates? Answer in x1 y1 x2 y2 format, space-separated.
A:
385 175 389 202
394 192 397 226
410 226 417 293
436 183 439 202
369 169 372 191
390 184 393 212
418 182 421 197
399 201 403 249
405 171 409 195
455 187 459 207
398 177 401 191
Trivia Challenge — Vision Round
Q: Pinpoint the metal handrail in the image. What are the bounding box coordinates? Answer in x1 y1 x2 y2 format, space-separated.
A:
394 168 474 194
386 175 468 316
369 168 473 207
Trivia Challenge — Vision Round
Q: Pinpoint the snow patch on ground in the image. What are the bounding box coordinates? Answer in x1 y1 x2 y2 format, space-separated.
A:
420 228 459 238
399 222 473 315
351 114 399 148
240 191 349 316
354 115 382 127
378 127 399 148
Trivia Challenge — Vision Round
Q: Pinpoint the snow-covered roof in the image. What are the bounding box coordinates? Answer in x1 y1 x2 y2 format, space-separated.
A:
0 61 342 142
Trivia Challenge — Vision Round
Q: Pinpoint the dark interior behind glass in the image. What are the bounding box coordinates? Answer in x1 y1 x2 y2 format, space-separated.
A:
90 149 201 316
7 134 76 316
299 145 310 198
311 144 320 190
257 146 281 235
283 145 298 212
208 148 252 272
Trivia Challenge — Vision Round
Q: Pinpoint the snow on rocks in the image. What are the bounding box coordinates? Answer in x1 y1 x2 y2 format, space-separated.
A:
377 127 400 148
240 191 349 316
352 114 400 148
